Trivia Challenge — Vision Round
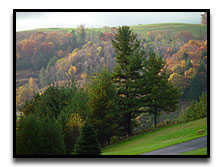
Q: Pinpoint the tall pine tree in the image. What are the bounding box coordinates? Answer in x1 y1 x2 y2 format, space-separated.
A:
88 69 118 146
142 54 181 127
111 26 145 137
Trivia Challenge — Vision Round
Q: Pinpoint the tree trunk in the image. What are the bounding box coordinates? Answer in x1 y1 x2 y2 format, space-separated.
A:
127 124 132 137
154 111 157 128
127 117 132 137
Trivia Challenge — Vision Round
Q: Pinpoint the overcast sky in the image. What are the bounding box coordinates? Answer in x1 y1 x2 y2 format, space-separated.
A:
16 12 203 31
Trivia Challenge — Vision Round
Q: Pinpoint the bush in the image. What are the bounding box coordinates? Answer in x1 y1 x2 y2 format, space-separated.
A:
72 120 101 155
16 114 66 155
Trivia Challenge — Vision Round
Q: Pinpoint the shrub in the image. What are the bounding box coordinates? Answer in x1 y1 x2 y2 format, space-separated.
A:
16 114 66 155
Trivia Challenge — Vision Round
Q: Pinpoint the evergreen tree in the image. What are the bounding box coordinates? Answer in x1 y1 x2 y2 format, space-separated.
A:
73 120 101 155
77 25 86 46
198 60 205 73
179 92 207 122
70 30 78 49
111 26 145 137
39 67 47 87
46 56 58 72
186 58 193 70
88 69 118 146
182 51 188 61
16 114 66 155
142 54 181 127
188 72 206 101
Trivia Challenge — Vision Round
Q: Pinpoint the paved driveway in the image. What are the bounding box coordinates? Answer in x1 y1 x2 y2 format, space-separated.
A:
141 136 207 155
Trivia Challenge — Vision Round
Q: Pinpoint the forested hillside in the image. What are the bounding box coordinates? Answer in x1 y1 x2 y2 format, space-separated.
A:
16 23 208 155
16 23 207 108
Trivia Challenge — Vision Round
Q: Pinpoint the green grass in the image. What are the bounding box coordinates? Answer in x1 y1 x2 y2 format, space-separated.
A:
18 27 105 33
18 23 207 36
179 147 207 155
130 23 207 36
102 117 207 155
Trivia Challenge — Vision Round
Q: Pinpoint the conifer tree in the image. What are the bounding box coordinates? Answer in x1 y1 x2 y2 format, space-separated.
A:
111 26 145 137
70 30 78 49
77 25 86 46
188 72 205 101
73 120 101 155
39 67 47 87
186 58 193 70
142 54 181 127
16 114 66 155
88 69 118 146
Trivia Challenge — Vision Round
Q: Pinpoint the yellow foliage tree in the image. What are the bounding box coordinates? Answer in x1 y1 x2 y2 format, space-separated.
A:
57 50 64 58
68 49 79 65
66 113 83 128
81 72 87 79
16 85 33 111
64 113 83 154
180 60 186 73
184 67 196 79
66 65 77 78
169 72 183 88
29 77 35 91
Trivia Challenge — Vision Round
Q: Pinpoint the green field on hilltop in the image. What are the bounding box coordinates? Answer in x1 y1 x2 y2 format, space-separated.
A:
102 117 207 155
130 23 207 36
18 23 207 36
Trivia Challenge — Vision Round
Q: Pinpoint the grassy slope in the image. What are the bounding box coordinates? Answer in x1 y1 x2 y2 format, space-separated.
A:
102 117 207 155
179 147 207 155
131 23 207 36
18 27 104 33
18 23 207 36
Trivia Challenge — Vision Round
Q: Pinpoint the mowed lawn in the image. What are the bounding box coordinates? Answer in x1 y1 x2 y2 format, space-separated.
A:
102 117 207 155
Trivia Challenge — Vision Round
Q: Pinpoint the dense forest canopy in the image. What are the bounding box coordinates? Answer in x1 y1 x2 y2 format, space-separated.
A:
16 23 207 102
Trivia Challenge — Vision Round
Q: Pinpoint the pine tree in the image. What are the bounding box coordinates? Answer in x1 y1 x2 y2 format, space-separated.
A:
70 30 78 49
198 60 205 73
88 69 118 146
16 114 66 155
188 72 205 101
186 58 193 70
46 56 57 72
73 120 101 155
77 25 86 46
182 51 188 61
142 54 181 127
111 26 145 137
39 67 47 87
